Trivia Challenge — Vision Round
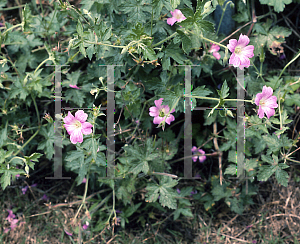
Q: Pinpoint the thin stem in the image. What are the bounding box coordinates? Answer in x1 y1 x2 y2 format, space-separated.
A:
0 4 26 10
34 58 51 75
2 23 22 35
276 50 300 87
84 40 125 48
216 1 231 36
72 174 89 224
199 35 228 50
152 32 178 48
250 59 266 84
286 146 300 158
31 93 40 126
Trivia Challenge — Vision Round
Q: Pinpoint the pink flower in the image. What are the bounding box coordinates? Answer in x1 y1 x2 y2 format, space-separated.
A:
167 9 186 26
255 86 278 119
41 194 49 201
191 146 206 163
208 43 221 60
82 221 89 230
63 110 93 144
6 210 16 221
69 84 80 89
227 33 254 69
149 98 175 131
22 186 28 194
5 210 19 232
82 177 87 184
64 230 72 236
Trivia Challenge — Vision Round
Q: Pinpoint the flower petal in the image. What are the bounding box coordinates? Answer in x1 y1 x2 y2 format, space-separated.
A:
70 129 83 144
154 98 164 108
227 39 238 53
81 122 93 135
153 116 164 125
75 110 88 123
165 114 175 125
237 33 250 47
213 52 221 60
167 17 177 26
63 111 75 124
149 106 159 117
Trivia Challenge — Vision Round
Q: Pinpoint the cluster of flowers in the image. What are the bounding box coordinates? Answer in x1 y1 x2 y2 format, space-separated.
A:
64 10 278 153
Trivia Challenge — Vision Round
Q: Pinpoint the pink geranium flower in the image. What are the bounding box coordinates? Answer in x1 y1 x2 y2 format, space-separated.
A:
208 43 221 60
255 86 278 119
227 33 254 70
149 98 175 131
63 110 93 144
191 146 206 163
167 9 186 26
69 84 80 89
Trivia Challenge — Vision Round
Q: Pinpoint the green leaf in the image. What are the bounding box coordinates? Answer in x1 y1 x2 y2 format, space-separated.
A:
257 165 277 182
142 46 157 61
145 176 178 209
164 42 186 64
218 80 229 99
211 184 232 201
259 0 292 12
224 164 237 175
180 34 192 54
192 85 213 98
37 124 55 160
76 20 84 36
275 167 289 187
119 0 152 23
171 0 180 9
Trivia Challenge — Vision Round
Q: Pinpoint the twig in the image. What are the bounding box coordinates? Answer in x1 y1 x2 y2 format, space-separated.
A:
220 233 251 243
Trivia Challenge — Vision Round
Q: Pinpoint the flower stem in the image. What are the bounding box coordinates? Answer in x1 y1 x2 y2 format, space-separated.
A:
276 49 300 87
2 23 22 35
250 59 266 84
199 35 228 50
215 1 231 36
31 93 40 126
152 32 178 48
84 40 126 48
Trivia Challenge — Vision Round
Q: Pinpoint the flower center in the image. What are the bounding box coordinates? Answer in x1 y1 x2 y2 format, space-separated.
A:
159 110 165 117
259 99 266 106
74 120 82 129
235 47 242 54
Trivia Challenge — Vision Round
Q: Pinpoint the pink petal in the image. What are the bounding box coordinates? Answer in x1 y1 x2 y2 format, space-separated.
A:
69 84 80 89
227 39 238 53
149 106 159 117
213 52 221 60
167 17 177 26
265 96 278 108
81 122 93 135
153 116 164 125
241 45 254 58
209 44 220 53
261 86 273 98
199 155 206 163
192 155 198 162
237 34 250 47
75 110 88 123
154 98 164 108
257 106 265 119
64 123 77 136
229 53 240 67
263 106 275 119
63 111 75 124
191 146 197 153
172 9 186 22
70 129 83 144
165 114 175 125
255 93 264 106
